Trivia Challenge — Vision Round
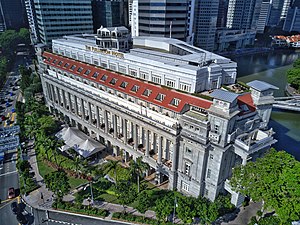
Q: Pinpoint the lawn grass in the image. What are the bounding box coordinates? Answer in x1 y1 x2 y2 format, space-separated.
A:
98 192 120 204
69 177 87 189
37 155 87 190
37 155 56 178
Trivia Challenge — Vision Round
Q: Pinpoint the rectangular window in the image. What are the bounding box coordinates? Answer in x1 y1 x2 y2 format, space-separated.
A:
131 85 139 92
179 82 191 92
152 75 161 84
210 154 214 159
92 72 99 79
185 147 192 154
170 98 180 106
119 65 127 74
120 81 128 88
165 79 175 88
129 69 137 77
140 71 148 80
58 61 63 66
142 89 152 97
101 62 108 68
109 78 117 85
205 188 209 196
109 63 117 71
101 75 108 81
207 169 211 178
63 63 70 68
84 69 91 75
77 67 83 73
185 163 190 176
53 59 57 64
70 65 76 70
181 181 189 192
93 60 99 65
155 93 165 102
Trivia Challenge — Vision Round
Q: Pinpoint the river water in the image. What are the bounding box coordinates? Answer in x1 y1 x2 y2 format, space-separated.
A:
229 51 300 160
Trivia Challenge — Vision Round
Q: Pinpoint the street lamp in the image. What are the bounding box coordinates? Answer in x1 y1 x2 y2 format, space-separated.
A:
84 181 94 206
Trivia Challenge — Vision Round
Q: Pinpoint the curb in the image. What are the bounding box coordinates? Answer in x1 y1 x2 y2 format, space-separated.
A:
21 196 135 225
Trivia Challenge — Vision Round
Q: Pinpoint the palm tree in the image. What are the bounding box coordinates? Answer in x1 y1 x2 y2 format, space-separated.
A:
105 160 119 183
73 156 81 177
129 157 149 193
24 113 38 139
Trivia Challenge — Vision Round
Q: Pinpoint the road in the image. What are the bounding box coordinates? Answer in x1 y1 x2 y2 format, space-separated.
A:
0 55 27 225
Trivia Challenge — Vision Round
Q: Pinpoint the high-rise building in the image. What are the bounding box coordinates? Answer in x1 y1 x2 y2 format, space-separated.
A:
281 0 292 20
92 0 129 33
36 27 277 206
283 4 300 32
25 0 39 44
267 0 285 26
131 0 189 40
193 0 219 51
226 0 257 30
33 0 93 45
0 0 27 32
256 0 272 33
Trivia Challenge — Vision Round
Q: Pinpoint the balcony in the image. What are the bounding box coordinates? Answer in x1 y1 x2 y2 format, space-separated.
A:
234 129 277 155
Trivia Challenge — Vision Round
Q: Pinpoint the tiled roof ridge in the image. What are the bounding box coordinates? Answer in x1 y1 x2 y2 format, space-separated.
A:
42 51 213 113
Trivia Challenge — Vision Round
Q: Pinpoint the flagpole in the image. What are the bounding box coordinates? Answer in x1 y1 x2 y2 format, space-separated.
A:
173 196 176 223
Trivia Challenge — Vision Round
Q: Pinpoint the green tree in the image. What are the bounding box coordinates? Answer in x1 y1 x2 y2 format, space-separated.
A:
38 115 57 135
176 196 196 224
129 157 149 193
135 191 151 214
115 181 137 212
105 160 119 182
293 58 300 68
45 170 70 200
155 193 174 222
230 149 300 223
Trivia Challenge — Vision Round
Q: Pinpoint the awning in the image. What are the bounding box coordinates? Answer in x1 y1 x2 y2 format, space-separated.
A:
56 126 106 158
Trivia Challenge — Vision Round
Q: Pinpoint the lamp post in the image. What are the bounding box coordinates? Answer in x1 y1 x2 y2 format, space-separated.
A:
84 181 94 206
173 196 177 223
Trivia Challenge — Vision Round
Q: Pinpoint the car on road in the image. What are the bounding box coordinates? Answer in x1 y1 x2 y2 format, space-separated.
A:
11 202 19 214
1 115 6 121
16 213 28 225
11 108 15 113
8 187 15 199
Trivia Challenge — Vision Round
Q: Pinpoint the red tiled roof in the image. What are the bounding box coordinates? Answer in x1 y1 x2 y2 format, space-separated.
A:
237 93 256 114
42 51 213 113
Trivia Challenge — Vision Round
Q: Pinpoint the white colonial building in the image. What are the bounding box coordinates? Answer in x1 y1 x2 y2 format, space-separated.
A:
36 27 277 206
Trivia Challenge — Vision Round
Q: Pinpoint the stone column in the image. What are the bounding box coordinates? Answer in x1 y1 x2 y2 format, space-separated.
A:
81 98 85 119
172 141 178 172
145 130 150 157
67 92 72 111
51 85 56 103
96 106 100 128
123 119 127 143
134 124 138 149
62 90 67 108
88 102 92 124
46 83 52 101
164 139 169 160
113 114 118 137
56 87 61 105
158 136 163 164
74 96 79 116
152 133 157 152
141 127 145 145
104 110 109 133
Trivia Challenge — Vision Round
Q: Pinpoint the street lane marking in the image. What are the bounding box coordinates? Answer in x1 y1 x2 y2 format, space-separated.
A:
0 198 16 210
0 170 17 177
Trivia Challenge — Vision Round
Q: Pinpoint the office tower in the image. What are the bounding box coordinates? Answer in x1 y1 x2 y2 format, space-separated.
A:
131 0 189 40
33 0 93 45
283 0 300 32
36 27 277 206
193 0 219 51
255 0 272 33
226 0 257 30
281 0 292 20
25 0 39 44
217 0 229 28
267 0 285 26
0 0 27 31
92 0 129 33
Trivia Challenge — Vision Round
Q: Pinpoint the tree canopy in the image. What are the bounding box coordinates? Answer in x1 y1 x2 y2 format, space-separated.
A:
45 170 70 200
287 58 300 92
230 148 300 223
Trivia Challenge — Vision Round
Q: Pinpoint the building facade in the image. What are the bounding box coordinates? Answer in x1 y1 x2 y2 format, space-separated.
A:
33 0 93 45
92 0 129 33
131 0 189 40
36 30 277 206
25 0 39 44
283 6 300 32
0 0 27 32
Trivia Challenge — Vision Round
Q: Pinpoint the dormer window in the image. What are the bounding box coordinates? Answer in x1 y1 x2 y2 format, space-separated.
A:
142 89 152 97
47 57 52 62
53 59 57 64
63 63 70 68
155 93 165 102
170 98 180 106
77 67 83 73
109 78 117 85
70 65 76 70
120 81 128 88
92 72 99 79
101 74 107 81
84 69 91 75
58 61 63 66
131 85 139 92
